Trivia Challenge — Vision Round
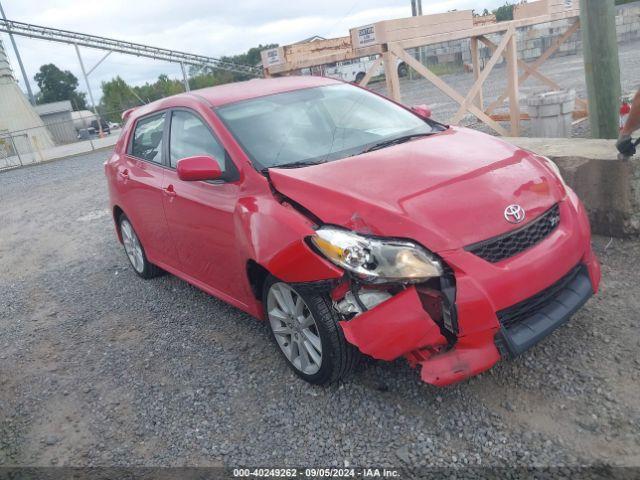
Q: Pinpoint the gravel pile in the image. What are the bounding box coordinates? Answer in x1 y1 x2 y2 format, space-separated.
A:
0 150 638 471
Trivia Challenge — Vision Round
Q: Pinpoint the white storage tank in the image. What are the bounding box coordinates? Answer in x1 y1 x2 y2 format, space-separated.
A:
0 38 54 163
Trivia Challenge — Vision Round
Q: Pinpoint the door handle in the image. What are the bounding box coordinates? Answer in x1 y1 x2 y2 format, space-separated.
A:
119 169 129 178
163 185 177 197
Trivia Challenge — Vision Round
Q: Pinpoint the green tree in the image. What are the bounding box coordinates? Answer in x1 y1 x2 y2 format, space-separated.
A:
153 74 185 98
188 69 235 90
99 76 140 122
134 74 185 103
193 43 279 81
34 64 87 110
493 2 514 22
100 74 186 120
222 43 278 68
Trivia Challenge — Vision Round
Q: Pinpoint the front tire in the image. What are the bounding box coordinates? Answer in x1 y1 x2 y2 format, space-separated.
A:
263 276 359 385
118 214 162 279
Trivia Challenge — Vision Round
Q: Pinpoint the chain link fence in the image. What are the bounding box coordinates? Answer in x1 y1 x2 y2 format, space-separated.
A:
0 109 126 172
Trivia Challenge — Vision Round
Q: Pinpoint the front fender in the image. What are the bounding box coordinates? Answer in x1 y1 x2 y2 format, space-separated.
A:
235 196 343 283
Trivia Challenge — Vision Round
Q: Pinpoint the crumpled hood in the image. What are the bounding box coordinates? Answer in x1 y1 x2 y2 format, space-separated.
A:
268 127 565 252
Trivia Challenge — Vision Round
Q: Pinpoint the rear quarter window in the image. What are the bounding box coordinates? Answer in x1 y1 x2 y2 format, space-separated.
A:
129 113 166 163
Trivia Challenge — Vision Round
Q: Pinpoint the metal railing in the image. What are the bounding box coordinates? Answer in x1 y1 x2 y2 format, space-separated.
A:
0 109 126 171
0 19 262 77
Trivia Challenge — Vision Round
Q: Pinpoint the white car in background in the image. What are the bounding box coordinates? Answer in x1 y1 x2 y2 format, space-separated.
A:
321 55 408 83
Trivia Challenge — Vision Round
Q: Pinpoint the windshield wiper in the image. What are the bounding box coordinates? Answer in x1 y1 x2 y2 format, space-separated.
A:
361 133 434 154
262 160 326 173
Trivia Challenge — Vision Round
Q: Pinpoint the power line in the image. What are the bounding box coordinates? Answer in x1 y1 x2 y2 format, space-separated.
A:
324 0 361 37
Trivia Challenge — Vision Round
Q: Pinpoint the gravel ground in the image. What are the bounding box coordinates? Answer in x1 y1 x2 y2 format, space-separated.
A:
369 38 640 139
0 149 639 473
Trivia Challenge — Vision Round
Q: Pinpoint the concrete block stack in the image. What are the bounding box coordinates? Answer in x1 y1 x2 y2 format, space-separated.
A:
417 2 640 69
527 89 576 138
616 3 640 43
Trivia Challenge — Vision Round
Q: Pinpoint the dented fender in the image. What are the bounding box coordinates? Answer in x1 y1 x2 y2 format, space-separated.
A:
235 196 343 284
339 287 448 361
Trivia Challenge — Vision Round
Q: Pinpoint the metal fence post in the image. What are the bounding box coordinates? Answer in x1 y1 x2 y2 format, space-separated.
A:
9 135 22 166
74 43 104 140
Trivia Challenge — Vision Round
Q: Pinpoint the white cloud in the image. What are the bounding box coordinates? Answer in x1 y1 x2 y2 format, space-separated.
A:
1 0 506 103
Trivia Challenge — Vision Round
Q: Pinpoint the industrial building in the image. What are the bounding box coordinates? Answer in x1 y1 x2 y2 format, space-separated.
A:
33 100 77 144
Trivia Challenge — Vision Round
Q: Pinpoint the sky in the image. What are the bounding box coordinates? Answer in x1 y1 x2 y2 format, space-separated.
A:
0 0 507 104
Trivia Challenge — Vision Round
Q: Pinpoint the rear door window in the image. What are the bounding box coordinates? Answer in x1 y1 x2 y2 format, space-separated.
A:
130 113 166 164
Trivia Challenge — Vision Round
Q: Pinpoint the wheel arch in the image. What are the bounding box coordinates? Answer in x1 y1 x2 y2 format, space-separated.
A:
112 205 125 243
246 259 271 302
235 197 343 293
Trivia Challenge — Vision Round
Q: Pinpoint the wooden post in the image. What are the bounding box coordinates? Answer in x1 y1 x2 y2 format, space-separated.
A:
580 0 621 139
452 28 512 124
382 50 401 102
505 29 520 136
470 37 483 109
391 44 509 136
480 20 586 116
358 55 384 87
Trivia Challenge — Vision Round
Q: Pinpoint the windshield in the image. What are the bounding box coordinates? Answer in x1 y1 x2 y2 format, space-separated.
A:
216 83 444 170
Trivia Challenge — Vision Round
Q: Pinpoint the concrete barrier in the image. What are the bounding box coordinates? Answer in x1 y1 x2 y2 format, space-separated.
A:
527 90 575 138
504 137 640 237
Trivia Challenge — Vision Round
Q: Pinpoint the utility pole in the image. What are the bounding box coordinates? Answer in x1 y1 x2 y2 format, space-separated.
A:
0 1 36 105
411 0 425 68
580 0 621 139
410 0 422 16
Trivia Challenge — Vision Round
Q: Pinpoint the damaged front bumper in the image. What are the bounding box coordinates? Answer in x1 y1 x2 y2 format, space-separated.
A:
337 196 601 387
340 258 598 387
339 285 503 387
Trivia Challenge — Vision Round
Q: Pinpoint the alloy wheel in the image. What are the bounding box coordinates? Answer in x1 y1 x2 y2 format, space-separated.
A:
267 282 323 375
120 218 145 274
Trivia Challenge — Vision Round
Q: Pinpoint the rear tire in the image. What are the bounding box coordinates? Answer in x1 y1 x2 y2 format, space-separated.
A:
355 72 366 83
263 276 359 385
398 63 408 77
118 214 162 279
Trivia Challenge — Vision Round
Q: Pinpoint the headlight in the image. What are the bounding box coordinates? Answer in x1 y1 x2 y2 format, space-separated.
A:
310 227 443 283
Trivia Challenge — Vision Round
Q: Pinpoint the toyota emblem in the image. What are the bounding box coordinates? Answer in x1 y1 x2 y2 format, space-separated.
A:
504 204 526 224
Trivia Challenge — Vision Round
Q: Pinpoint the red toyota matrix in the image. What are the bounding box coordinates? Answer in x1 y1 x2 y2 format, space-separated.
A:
105 76 600 386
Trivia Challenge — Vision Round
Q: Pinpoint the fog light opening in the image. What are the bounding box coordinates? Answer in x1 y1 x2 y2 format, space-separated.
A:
334 286 393 317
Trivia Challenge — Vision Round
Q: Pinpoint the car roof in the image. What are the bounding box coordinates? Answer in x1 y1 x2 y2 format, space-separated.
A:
191 76 342 107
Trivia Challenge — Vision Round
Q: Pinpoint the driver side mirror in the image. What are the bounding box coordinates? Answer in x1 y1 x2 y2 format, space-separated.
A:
177 155 222 182
411 104 432 119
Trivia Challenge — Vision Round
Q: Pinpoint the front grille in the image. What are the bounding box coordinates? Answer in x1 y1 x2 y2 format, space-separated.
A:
466 204 560 263
497 264 583 329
